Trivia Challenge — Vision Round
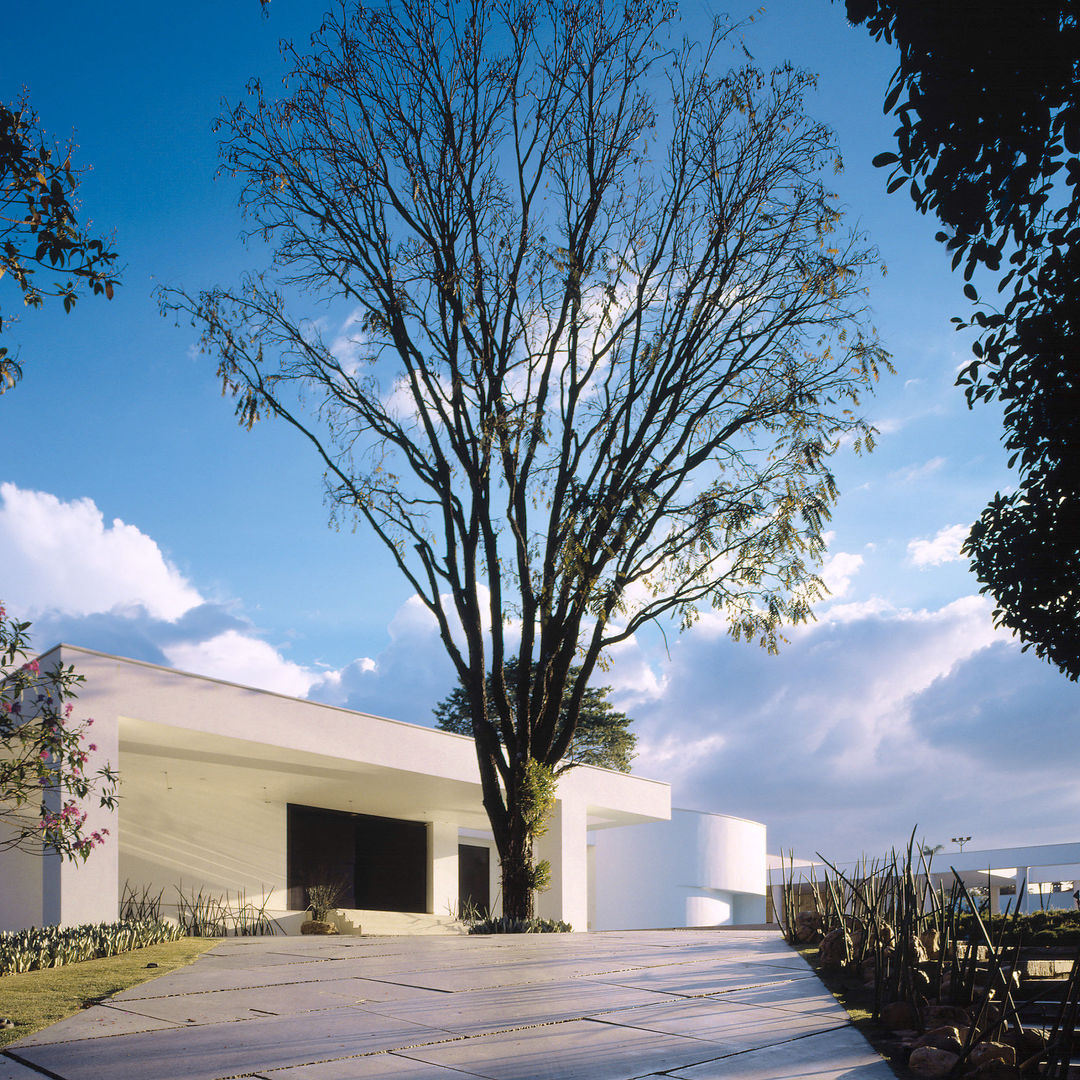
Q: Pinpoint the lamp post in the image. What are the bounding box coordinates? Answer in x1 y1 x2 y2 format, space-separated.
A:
951 835 972 853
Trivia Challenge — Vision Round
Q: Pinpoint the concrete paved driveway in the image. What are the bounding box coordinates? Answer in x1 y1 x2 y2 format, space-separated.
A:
2 929 893 1079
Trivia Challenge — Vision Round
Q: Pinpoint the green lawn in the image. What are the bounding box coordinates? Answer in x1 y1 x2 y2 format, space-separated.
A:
0 938 220 1048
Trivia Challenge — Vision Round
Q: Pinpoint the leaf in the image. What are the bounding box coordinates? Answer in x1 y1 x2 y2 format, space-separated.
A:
963 283 978 302
872 151 900 168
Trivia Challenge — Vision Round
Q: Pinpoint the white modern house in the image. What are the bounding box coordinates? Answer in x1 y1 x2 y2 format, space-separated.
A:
1 645 767 933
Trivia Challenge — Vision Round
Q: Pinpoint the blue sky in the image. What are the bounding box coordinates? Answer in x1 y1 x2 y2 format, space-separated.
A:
3 0 1076 861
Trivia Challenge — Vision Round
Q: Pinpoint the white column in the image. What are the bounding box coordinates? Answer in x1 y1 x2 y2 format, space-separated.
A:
535 798 588 929
427 821 459 917
1018 867 1030 913
989 884 1001 915
43 710 120 927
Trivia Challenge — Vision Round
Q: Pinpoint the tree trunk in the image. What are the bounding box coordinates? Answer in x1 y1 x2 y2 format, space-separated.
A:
500 810 534 921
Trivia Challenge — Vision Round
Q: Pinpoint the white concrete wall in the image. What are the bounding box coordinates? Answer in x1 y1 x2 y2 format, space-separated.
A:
592 808 766 929
0 839 43 931
5 645 673 932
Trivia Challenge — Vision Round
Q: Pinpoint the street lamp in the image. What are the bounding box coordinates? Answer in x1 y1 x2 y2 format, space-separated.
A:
951 836 972 852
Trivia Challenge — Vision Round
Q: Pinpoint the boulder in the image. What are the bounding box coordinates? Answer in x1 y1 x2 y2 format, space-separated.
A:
921 928 942 960
818 928 850 970
962 1063 1021 1080
881 1000 918 1031
914 1025 964 1055
909 1046 960 1077
924 1003 972 1029
968 1042 1016 1069
795 910 824 944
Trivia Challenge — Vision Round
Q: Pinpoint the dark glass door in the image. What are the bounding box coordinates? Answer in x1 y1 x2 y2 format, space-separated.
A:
287 804 429 913
458 843 490 914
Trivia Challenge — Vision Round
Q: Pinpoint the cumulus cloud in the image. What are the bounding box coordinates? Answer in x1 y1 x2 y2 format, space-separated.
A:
821 551 864 599
0 484 349 699
623 590 1054 858
0 483 202 620
163 631 320 698
908 523 970 567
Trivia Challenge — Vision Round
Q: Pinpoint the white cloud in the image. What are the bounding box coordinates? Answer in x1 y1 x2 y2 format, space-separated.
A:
821 551 863 598
908 523 970 567
0 483 202 621
889 456 946 485
164 630 319 698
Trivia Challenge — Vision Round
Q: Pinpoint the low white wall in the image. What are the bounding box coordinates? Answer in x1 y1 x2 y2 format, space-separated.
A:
591 808 766 929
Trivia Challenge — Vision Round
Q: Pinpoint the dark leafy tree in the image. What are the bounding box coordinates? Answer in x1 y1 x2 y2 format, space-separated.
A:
843 0 1080 680
164 0 887 917
0 97 120 392
435 660 636 773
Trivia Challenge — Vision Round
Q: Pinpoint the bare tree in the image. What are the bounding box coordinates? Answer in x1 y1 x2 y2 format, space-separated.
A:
164 0 888 918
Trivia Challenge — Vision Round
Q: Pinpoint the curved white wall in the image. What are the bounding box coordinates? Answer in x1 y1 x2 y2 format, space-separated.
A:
591 808 766 930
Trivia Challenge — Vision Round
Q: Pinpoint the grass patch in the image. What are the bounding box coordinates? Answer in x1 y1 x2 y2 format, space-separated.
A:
0 937 219 1048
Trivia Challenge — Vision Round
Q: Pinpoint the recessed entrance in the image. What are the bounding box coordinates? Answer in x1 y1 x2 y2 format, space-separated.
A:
458 843 490 914
287 804 428 913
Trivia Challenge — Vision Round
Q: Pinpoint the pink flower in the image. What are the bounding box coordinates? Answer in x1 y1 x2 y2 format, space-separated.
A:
88 744 97 752
39 749 49 761
22 659 40 674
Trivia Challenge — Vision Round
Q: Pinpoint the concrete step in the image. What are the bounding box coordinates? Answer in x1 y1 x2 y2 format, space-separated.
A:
327 908 470 936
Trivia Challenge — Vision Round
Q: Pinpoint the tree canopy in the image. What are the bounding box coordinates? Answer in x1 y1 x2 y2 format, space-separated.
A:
843 0 1080 680
435 660 636 773
0 97 120 393
167 0 888 916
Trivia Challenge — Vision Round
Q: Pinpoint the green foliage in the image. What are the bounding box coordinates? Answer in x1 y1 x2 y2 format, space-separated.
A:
305 880 346 923
0 97 119 392
0 920 183 977
958 909 1080 947
466 915 571 935
1 605 118 861
434 661 636 773
845 0 1080 680
172 885 282 937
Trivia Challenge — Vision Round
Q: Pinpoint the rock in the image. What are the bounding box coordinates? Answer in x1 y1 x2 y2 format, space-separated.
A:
877 922 896 949
968 1042 1016 1068
0 1018 16 1030
300 919 340 935
881 1000 918 1031
145 961 159 968
909 1046 960 1077
818 928 850 970
924 1003 972 1029
795 910 823 944
1010 1028 1048 1056
963 1063 1021 1080
914 1025 964 1055
921 928 941 960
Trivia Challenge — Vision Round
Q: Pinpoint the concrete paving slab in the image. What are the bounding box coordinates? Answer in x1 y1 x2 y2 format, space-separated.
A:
11 1004 182 1046
582 961 817 998
659 1025 896 1079
1 1054 58 1080
107 979 380 1025
361 979 678 1035
720 979 852 1018
252 1051 490 1079
584 997 846 1049
9 1007 452 1080
395 1018 724 1080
